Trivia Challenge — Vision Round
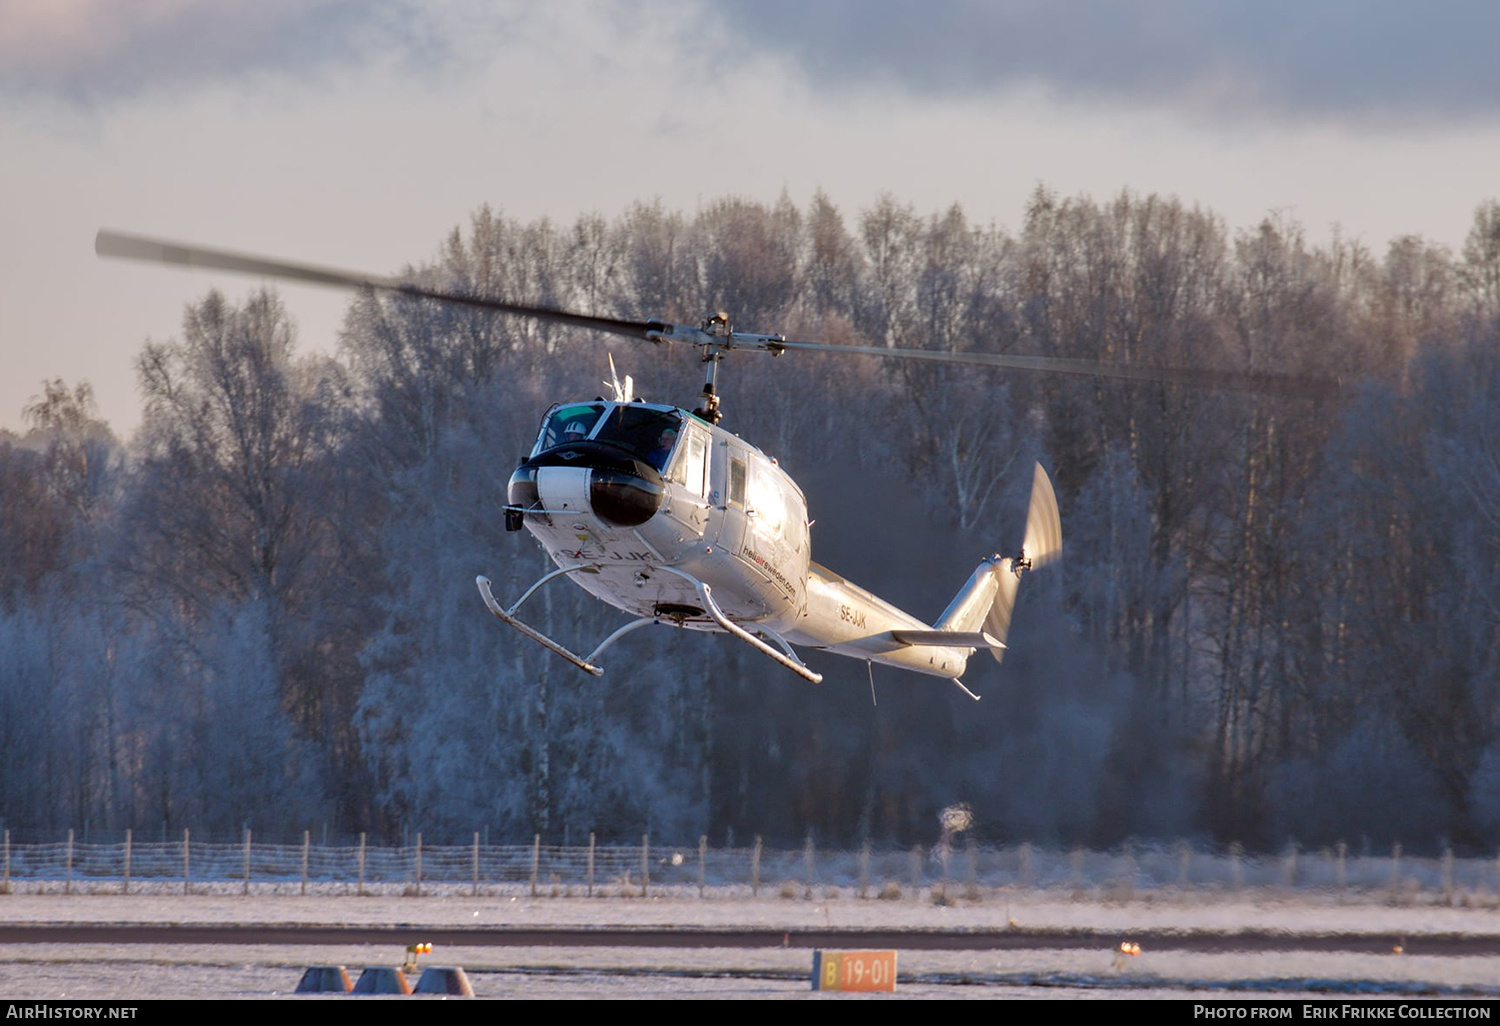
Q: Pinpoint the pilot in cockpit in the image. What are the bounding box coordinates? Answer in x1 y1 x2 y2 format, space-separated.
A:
651 427 678 470
563 421 588 444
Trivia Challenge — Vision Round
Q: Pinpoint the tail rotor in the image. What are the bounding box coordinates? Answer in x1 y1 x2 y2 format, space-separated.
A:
980 463 1062 662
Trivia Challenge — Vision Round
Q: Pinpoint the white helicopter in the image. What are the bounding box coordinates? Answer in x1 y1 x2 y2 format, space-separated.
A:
96 230 1330 698
490 355 1061 696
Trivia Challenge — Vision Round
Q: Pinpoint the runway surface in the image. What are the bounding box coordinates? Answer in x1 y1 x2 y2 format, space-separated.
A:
6 888 1500 999
5 921 1500 955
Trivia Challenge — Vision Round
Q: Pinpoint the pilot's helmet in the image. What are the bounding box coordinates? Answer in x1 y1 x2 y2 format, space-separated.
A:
563 422 587 441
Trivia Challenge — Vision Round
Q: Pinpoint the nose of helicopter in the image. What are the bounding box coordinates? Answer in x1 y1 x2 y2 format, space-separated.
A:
508 443 666 529
585 466 665 526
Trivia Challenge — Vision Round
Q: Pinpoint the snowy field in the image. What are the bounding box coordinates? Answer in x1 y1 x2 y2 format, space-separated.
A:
6 885 1500 999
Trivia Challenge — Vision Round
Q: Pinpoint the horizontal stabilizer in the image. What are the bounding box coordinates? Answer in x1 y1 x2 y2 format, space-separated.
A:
889 629 1005 650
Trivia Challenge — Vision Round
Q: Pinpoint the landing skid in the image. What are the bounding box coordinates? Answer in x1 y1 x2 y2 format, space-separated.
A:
476 572 613 676
476 568 823 684
654 568 823 684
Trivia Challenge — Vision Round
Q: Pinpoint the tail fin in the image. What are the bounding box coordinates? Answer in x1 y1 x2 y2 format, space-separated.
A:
935 463 1061 662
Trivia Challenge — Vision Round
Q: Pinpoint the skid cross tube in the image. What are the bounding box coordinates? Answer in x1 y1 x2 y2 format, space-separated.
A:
583 617 658 664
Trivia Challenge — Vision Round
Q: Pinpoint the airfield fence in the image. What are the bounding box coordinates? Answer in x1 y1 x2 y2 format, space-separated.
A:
3 830 1498 902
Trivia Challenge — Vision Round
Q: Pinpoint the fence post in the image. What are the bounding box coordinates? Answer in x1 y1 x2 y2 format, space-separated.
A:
698 835 707 898
66 829 74 894
2 829 8 894
531 834 540 897
1443 845 1455 905
358 832 366 897
243 829 251 896
1337 840 1347 894
302 830 310 896
123 829 130 895
587 832 596 898
858 839 870 899
183 828 190 895
415 832 423 897
752 835 762 897
1390 842 1402 901
803 832 815 899
642 834 650 898
965 833 978 897
473 832 480 898
909 844 923 899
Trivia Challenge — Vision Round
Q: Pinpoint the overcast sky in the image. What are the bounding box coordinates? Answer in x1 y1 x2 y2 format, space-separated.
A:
3 0 1498 437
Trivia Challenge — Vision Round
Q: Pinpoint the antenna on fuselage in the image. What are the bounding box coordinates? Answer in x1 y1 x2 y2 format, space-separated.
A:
605 354 634 403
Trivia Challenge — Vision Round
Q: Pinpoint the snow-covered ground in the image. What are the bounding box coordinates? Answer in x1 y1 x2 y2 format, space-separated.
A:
5 886 1500 999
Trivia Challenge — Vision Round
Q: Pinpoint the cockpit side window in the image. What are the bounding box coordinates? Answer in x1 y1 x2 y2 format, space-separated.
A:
675 425 709 497
535 403 605 453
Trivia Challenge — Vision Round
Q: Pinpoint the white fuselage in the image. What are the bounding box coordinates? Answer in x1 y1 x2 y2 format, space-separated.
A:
513 401 976 679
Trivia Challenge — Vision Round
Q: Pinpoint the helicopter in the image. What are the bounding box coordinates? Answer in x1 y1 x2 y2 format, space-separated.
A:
489 367 1061 697
96 229 1333 699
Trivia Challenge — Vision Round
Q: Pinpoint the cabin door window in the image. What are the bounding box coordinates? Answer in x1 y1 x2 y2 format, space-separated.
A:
728 457 746 506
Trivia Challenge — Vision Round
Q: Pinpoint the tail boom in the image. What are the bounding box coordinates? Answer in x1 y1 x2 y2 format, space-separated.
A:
777 462 1060 681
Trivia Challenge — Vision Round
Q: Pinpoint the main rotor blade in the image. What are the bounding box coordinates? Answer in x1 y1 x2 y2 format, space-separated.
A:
772 339 1340 400
98 229 1339 399
95 229 659 342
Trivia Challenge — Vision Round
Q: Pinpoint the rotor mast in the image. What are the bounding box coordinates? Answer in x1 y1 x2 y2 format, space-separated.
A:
665 311 791 425
693 312 732 424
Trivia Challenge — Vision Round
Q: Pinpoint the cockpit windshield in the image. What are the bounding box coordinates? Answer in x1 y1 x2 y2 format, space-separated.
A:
533 402 684 472
535 403 605 452
594 405 683 471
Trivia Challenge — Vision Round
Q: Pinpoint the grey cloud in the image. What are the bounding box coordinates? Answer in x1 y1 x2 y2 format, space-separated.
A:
708 0 1500 124
0 0 436 105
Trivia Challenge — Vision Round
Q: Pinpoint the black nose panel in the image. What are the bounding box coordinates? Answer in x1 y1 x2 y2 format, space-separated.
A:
515 441 666 528
590 469 665 527
507 463 540 510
